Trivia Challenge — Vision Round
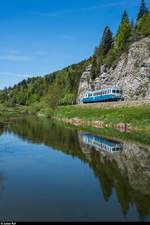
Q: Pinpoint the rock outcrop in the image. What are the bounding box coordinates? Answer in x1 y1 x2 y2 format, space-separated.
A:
77 38 150 104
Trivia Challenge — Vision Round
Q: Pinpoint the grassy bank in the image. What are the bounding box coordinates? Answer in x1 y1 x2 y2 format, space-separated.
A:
0 104 27 126
1 102 150 146
1 101 150 133
53 103 150 133
0 104 27 116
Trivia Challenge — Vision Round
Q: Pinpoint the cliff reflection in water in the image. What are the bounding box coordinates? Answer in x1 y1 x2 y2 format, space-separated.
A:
4 117 150 220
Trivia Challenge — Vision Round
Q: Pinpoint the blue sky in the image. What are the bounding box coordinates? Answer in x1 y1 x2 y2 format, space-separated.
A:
0 0 150 90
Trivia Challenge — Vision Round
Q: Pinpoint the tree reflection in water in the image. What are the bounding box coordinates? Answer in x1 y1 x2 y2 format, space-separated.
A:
0 127 7 199
3 116 150 220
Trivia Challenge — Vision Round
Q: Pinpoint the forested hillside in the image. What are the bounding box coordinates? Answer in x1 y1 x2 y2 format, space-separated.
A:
0 58 91 107
0 0 150 108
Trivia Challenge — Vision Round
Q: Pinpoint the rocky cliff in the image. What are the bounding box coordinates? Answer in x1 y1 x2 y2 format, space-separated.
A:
77 37 150 104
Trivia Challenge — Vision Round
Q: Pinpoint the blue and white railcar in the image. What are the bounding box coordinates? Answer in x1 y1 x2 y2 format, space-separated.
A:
82 87 124 104
82 133 123 154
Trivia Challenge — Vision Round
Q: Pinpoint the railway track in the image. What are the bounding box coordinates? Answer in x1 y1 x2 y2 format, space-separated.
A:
75 99 150 109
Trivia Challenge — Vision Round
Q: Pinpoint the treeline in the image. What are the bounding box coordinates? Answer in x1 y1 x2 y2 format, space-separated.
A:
91 0 150 79
0 0 150 108
0 58 91 107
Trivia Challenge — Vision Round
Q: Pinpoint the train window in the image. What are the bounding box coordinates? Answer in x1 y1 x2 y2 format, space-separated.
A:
112 90 115 93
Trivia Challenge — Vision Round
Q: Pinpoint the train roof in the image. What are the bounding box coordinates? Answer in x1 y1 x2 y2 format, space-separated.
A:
84 87 122 94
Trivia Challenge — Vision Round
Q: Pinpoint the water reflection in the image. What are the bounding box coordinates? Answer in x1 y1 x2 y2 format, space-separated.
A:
1 116 150 221
82 133 123 154
78 130 150 220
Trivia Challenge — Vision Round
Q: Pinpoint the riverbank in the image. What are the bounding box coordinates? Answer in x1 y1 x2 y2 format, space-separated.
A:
0 104 27 126
1 102 150 146
52 101 150 133
1 100 150 134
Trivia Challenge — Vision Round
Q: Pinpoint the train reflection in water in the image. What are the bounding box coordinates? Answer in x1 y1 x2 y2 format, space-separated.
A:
82 133 123 154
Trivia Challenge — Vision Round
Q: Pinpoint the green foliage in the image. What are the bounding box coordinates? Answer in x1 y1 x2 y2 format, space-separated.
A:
90 3 150 75
91 26 113 78
44 85 62 109
115 10 131 51
137 13 150 36
0 0 150 106
0 58 91 107
101 26 113 56
137 0 149 21
90 55 99 80
121 10 129 24
54 104 150 131
103 48 121 68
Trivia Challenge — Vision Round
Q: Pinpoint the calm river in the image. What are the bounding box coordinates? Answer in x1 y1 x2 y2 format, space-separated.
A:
0 116 149 222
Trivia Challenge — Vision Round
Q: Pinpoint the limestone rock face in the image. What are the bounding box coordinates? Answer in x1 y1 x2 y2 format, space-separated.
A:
77 38 150 104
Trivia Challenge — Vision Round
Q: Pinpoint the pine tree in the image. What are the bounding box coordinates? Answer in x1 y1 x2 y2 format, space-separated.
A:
121 10 129 24
115 10 131 51
91 55 98 80
130 19 134 28
137 0 149 21
95 26 113 67
90 26 113 79
101 26 113 56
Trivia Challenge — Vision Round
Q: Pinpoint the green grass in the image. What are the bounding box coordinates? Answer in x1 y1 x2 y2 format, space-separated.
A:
54 104 150 130
0 104 27 117
0 102 150 146
1 102 150 133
